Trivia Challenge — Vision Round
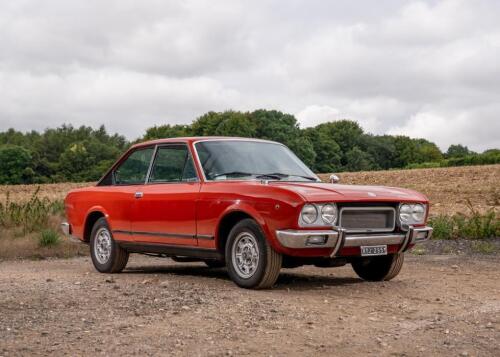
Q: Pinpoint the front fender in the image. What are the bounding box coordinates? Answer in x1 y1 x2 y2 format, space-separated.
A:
215 201 286 254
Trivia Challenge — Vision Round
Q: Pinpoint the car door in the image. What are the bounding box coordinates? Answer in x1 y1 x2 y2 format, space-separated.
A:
103 146 156 243
131 143 200 246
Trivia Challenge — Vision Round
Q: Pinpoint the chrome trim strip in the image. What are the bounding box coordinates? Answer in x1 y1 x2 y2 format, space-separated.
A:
409 226 433 245
145 143 200 184
275 226 432 253
113 230 195 239
339 206 396 233
345 233 405 247
144 144 159 184
399 226 413 253
275 230 340 249
330 226 346 257
197 234 215 240
112 230 214 241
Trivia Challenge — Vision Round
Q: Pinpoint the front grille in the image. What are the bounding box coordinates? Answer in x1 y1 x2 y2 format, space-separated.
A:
340 207 396 233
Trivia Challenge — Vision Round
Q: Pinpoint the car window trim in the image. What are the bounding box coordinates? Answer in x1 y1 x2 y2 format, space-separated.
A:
112 145 156 186
145 143 200 185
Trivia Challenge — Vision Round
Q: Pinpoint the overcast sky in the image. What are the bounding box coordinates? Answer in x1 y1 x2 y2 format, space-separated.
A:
1 0 499 151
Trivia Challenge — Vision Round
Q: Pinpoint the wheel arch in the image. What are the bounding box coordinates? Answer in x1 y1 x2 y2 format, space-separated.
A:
215 207 268 256
83 210 107 243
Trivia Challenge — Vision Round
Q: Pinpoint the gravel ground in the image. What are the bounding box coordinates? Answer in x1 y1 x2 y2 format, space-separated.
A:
1 254 499 356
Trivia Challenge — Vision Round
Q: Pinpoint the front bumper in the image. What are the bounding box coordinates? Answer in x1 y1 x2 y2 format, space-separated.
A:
276 226 433 257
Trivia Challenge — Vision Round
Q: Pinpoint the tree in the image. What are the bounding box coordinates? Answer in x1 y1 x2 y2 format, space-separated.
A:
0 145 34 184
143 124 192 141
413 139 443 163
304 127 341 172
359 135 395 170
344 147 377 172
446 144 471 158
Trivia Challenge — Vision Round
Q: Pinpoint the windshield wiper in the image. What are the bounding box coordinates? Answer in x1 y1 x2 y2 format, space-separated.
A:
212 172 284 180
254 173 285 180
211 171 317 181
257 173 319 181
211 171 255 179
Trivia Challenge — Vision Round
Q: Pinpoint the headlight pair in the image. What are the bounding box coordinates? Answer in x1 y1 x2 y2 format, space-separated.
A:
300 203 337 226
399 203 426 225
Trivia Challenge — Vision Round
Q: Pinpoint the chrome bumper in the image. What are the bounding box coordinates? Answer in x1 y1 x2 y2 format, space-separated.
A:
276 226 433 257
61 222 71 236
60 221 83 243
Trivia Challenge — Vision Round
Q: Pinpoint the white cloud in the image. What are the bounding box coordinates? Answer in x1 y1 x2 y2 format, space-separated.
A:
0 0 499 151
295 105 341 128
388 109 500 151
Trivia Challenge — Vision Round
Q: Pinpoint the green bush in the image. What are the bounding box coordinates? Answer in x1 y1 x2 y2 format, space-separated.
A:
429 210 499 240
38 229 60 247
406 151 500 169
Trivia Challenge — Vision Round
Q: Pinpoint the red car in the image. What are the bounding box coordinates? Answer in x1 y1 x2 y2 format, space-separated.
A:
62 137 432 289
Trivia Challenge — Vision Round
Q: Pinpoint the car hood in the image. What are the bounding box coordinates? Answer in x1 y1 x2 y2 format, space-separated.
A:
269 182 428 203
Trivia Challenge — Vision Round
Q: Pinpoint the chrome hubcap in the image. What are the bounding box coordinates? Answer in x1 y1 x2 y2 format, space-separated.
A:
232 232 260 279
94 228 112 264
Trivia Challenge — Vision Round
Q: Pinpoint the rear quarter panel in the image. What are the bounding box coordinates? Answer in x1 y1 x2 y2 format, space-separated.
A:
65 186 136 242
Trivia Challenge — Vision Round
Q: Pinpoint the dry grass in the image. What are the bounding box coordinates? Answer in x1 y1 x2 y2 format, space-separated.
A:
0 214 87 260
1 165 499 216
318 164 500 216
0 182 90 203
0 233 87 260
0 165 498 260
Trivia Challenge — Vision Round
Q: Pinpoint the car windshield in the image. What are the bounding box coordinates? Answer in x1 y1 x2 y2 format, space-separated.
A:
195 140 319 182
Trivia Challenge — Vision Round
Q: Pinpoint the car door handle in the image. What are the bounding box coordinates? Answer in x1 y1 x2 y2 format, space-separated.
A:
134 192 143 199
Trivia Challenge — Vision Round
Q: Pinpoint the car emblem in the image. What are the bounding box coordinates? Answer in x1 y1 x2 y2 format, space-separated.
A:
367 192 376 197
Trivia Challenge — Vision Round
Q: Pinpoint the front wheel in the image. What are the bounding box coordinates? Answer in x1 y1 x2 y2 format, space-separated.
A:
225 219 282 289
90 217 129 273
351 253 404 281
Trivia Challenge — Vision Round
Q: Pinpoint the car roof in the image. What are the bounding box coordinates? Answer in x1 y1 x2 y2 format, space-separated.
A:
131 136 280 149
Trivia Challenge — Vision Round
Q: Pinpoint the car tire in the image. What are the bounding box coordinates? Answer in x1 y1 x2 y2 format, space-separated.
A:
351 253 404 281
203 260 226 268
90 217 129 273
225 218 282 289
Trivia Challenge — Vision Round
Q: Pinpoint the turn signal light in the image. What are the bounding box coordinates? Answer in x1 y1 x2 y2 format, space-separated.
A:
306 235 328 246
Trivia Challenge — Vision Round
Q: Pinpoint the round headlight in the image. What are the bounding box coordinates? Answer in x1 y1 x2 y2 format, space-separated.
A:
412 204 425 222
321 204 337 224
301 204 318 225
399 204 412 223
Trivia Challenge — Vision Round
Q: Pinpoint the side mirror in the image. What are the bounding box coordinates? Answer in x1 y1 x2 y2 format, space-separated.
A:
329 174 340 184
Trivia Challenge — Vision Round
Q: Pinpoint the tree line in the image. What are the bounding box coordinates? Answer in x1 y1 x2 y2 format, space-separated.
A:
0 109 498 184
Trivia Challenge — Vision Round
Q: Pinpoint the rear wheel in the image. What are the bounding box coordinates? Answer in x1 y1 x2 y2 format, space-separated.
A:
90 217 129 273
351 253 404 281
225 219 282 289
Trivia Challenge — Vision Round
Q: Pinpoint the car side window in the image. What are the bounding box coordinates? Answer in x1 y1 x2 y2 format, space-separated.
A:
114 147 154 185
149 145 198 183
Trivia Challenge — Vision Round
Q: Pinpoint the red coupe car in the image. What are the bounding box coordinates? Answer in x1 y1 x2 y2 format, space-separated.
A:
62 137 432 289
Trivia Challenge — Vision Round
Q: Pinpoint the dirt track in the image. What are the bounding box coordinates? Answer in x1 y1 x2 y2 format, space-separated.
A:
1 254 499 356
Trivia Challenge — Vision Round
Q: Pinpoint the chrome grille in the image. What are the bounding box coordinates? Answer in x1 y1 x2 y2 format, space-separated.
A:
340 207 396 233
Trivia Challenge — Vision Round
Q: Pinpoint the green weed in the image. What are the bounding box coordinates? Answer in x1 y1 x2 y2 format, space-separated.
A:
429 203 499 240
0 187 64 233
471 241 497 254
38 229 60 247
